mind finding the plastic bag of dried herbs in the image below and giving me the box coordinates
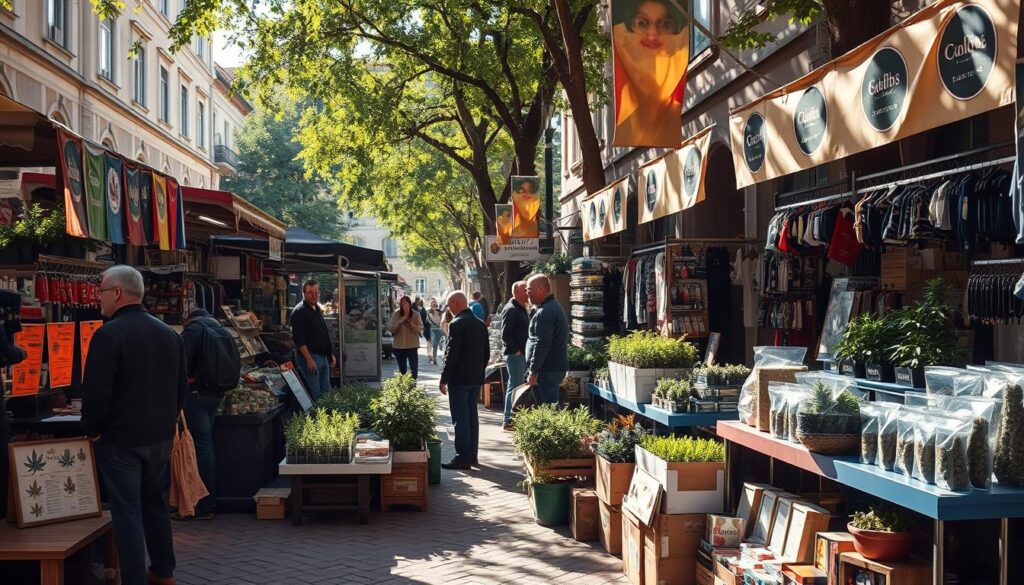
[794,371,866,399]
[912,414,942,484]
[877,405,900,472]
[935,417,973,491]
[924,366,963,396]
[904,394,999,489]
[860,402,885,466]
[895,410,924,477]
[768,383,790,440]
[994,383,1024,487]
[738,347,807,428]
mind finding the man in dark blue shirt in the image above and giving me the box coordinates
[291,280,336,400]
[439,291,490,470]
[525,274,568,405]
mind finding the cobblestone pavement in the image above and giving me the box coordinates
[171,348,627,585]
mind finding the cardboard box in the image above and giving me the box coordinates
[881,248,923,291]
[623,507,646,585]
[696,563,715,585]
[600,500,623,556]
[596,456,635,506]
[706,515,745,549]
[813,533,855,585]
[646,513,706,559]
[254,487,291,520]
[782,503,831,563]
[646,554,697,585]
[570,487,599,542]
[781,564,827,585]
[635,446,724,515]
[735,484,769,539]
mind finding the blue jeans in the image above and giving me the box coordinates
[395,347,419,379]
[94,439,176,585]
[296,353,331,401]
[503,354,527,424]
[184,393,220,514]
[429,329,443,359]
[535,370,565,405]
[448,385,480,463]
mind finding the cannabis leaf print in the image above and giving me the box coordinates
[77,448,87,463]
[30,503,43,517]
[58,448,75,468]
[23,450,45,474]
[63,476,76,496]
[26,480,42,500]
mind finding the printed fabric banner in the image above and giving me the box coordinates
[495,204,513,245]
[174,179,186,249]
[610,0,689,148]
[103,153,125,244]
[165,177,182,249]
[139,169,154,244]
[583,175,631,242]
[637,155,668,225]
[10,324,45,396]
[152,174,170,250]
[79,320,102,381]
[82,143,107,241]
[730,0,1017,188]
[122,162,146,246]
[46,322,76,388]
[511,176,541,239]
[56,130,88,238]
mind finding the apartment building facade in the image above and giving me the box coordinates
[346,215,453,304]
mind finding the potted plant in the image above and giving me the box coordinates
[795,383,862,455]
[566,342,607,389]
[847,504,916,561]
[369,374,438,461]
[592,367,610,392]
[318,382,381,425]
[887,279,960,388]
[593,415,645,506]
[512,404,603,480]
[635,435,725,514]
[652,377,691,413]
[607,331,698,403]
[834,313,893,381]
[521,473,571,526]
[284,409,359,464]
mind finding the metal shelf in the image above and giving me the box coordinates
[588,384,737,429]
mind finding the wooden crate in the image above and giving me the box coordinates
[381,462,428,512]
[838,552,930,585]
[570,488,599,542]
[254,487,291,520]
[525,456,595,480]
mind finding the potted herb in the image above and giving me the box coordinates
[512,404,602,480]
[592,367,610,391]
[635,435,725,514]
[847,504,916,561]
[593,415,645,505]
[317,382,381,424]
[284,409,360,464]
[369,374,438,461]
[887,279,960,388]
[652,377,691,413]
[567,342,608,388]
[795,383,862,454]
[607,331,698,403]
[834,313,893,381]
[520,473,571,526]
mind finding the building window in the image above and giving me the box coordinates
[180,85,189,137]
[196,36,206,61]
[159,0,170,18]
[197,101,206,148]
[99,18,115,81]
[212,111,219,145]
[690,0,712,57]
[159,67,169,122]
[382,238,398,258]
[132,45,146,105]
[351,236,365,247]
[415,279,426,294]
[46,0,67,48]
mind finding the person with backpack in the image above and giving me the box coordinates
[177,308,241,520]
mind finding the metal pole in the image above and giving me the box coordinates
[545,125,555,244]
[337,258,345,385]
[1000,518,1009,585]
[933,520,944,585]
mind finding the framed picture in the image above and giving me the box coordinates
[9,437,102,528]
[622,468,663,526]
[705,332,721,366]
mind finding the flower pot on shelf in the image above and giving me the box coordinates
[847,523,913,562]
[839,360,866,378]
[894,367,925,388]
[530,481,571,526]
[607,361,688,404]
[864,363,895,383]
[595,456,634,506]
[634,445,724,514]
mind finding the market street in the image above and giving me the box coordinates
[169,348,627,585]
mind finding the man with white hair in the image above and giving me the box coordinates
[439,290,489,470]
[82,265,187,585]
[525,274,569,405]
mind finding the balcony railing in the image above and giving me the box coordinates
[214,144,239,171]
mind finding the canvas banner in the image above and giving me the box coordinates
[511,176,541,239]
[610,0,689,148]
[152,174,170,250]
[495,204,514,245]
[122,161,146,246]
[730,0,1017,188]
[582,175,631,242]
[638,125,714,224]
[82,142,107,241]
[173,178,186,249]
[56,130,88,238]
[139,169,154,244]
[103,152,125,244]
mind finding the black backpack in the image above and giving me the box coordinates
[198,320,242,392]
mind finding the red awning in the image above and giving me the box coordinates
[181,186,286,240]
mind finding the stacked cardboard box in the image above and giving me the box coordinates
[596,455,634,556]
[622,507,708,585]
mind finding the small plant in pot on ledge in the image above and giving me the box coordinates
[887,278,961,388]
[833,313,893,381]
[795,383,862,455]
[593,415,646,506]
[370,374,438,460]
[607,331,698,404]
[848,504,917,561]
[635,435,725,514]
[284,409,360,464]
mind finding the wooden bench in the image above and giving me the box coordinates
[279,456,393,525]
[0,511,117,585]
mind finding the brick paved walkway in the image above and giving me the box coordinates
[171,349,627,585]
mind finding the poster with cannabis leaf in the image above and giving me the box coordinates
[9,437,101,528]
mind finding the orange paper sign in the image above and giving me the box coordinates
[11,324,45,396]
[79,320,103,380]
[46,322,76,388]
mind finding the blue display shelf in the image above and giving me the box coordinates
[588,383,737,428]
[853,378,925,395]
[718,421,1024,521]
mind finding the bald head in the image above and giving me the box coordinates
[526,274,551,306]
[446,290,468,316]
[512,281,528,306]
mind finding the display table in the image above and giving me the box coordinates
[213,403,287,512]
[717,420,1024,585]
[0,512,117,585]
[278,455,393,525]
[588,383,737,430]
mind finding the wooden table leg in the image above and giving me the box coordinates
[40,559,63,585]
[291,475,304,526]
[106,529,119,574]
[357,475,370,525]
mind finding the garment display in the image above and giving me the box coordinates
[967,264,1024,324]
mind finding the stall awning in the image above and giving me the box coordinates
[582,176,630,242]
[729,0,1017,188]
[213,227,389,273]
[181,186,286,241]
[637,125,714,225]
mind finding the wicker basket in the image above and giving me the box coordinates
[796,431,860,455]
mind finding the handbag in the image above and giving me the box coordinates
[169,412,209,518]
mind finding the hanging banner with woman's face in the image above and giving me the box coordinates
[611,0,689,148]
[511,176,541,239]
[495,204,513,245]
[486,177,545,261]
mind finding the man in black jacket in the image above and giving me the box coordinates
[82,265,187,585]
[500,281,529,430]
[291,280,336,400]
[439,291,489,470]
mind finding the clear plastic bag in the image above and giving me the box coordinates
[768,383,790,440]
[936,417,973,491]
[738,346,808,428]
[953,371,985,397]
[994,383,1024,487]
[878,406,900,471]
[903,394,998,489]
[860,402,884,466]
[925,366,963,396]
[912,415,940,484]
[895,411,923,477]
[794,383,863,437]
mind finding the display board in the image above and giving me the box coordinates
[281,366,314,412]
[343,276,381,380]
[9,437,102,528]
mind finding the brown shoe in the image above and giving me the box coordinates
[147,570,176,585]
[502,423,514,432]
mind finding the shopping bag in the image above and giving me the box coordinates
[169,412,209,518]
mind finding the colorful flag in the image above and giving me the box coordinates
[103,152,125,244]
[174,180,186,249]
[610,0,689,148]
[82,142,107,241]
[56,130,88,237]
[166,176,181,249]
[152,174,170,250]
[122,161,146,245]
[511,176,541,239]
[139,169,154,244]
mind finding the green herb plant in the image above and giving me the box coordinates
[833,313,893,364]
[607,331,698,369]
[639,435,725,463]
[653,377,691,402]
[284,408,360,457]
[691,364,751,386]
[369,374,438,450]
[594,415,647,463]
[318,382,382,424]
[567,342,609,372]
[512,404,603,467]
[850,504,915,533]
[592,367,610,382]
[886,279,961,369]
[802,382,861,416]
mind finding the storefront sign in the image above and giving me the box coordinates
[46,322,75,388]
[484,235,546,261]
[729,0,1016,188]
[638,125,714,224]
[57,130,88,238]
[582,175,631,242]
[11,324,45,396]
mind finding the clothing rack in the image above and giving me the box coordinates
[774,179,852,211]
[775,190,855,211]
[631,237,759,256]
[972,258,1024,267]
[856,141,1014,185]
[856,155,1015,194]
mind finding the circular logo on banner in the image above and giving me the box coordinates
[793,86,828,155]
[613,187,623,225]
[743,113,766,173]
[598,198,607,226]
[682,146,702,201]
[938,4,996,101]
[645,170,658,212]
[156,185,167,217]
[127,181,141,222]
[589,201,597,230]
[106,168,121,214]
[861,47,908,132]
[64,144,84,203]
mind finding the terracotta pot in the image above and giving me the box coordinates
[847,523,913,561]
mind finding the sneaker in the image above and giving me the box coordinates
[502,423,514,431]
[171,511,214,521]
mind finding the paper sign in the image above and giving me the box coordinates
[79,321,103,380]
[622,467,663,526]
[11,324,46,396]
[46,322,76,388]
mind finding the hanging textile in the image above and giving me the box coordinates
[103,152,125,244]
[173,178,187,249]
[139,168,154,244]
[166,176,182,249]
[123,161,146,246]
[152,174,170,250]
[56,129,89,238]
[82,142,108,241]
